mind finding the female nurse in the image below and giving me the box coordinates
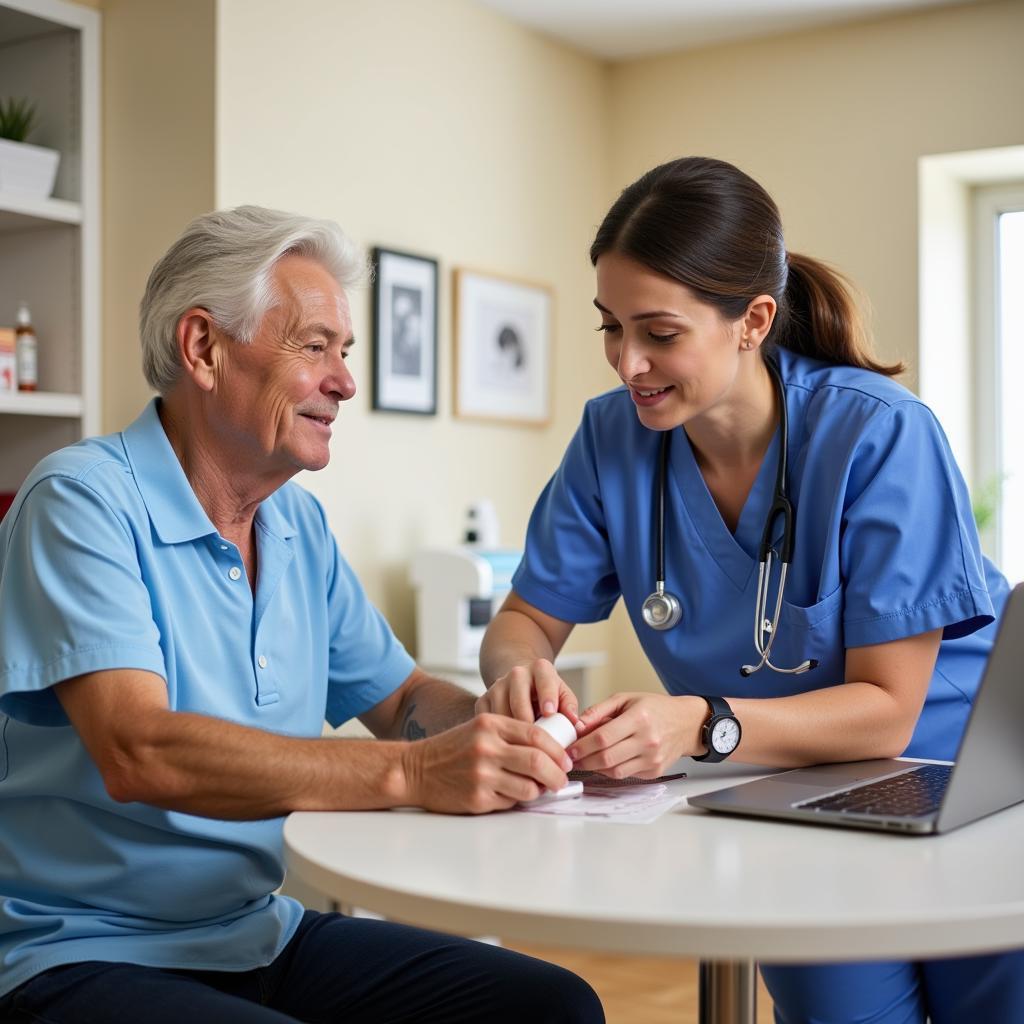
[477,156,1022,1024]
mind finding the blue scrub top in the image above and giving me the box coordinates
[0,400,415,998]
[513,347,1009,762]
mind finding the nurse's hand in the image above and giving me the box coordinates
[475,658,584,729]
[404,712,574,814]
[569,692,705,779]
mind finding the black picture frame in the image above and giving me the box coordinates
[371,247,439,415]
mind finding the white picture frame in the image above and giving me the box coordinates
[454,268,552,425]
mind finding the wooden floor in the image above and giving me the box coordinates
[508,944,775,1024]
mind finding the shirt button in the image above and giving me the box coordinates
[258,655,268,669]
[228,566,242,581]
[220,544,229,551]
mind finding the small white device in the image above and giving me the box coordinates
[521,713,583,805]
[464,498,501,548]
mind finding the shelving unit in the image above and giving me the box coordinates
[0,0,99,494]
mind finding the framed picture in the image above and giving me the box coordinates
[371,248,439,415]
[454,268,552,425]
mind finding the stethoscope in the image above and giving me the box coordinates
[641,357,818,677]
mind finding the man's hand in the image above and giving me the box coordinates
[400,712,574,814]
[475,658,583,729]
[569,692,706,779]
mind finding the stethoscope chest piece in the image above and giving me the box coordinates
[642,585,682,630]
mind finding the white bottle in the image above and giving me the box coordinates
[520,713,584,805]
[15,302,37,392]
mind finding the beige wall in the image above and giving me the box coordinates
[83,0,1024,699]
[606,0,1024,692]
[215,0,615,669]
[100,0,216,432]
[610,0,1024,381]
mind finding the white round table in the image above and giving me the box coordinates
[284,761,1024,1022]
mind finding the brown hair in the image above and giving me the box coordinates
[589,156,903,377]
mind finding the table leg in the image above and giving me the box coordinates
[699,960,756,1024]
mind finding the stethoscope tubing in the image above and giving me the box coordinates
[642,355,816,676]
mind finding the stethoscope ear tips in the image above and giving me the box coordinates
[642,590,682,631]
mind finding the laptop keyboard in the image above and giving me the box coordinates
[796,764,953,818]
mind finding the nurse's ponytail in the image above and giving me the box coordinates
[780,251,902,376]
[591,156,904,378]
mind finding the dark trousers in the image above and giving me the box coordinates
[0,910,604,1023]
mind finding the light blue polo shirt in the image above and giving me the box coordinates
[0,399,415,997]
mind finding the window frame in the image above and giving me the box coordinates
[971,182,1024,573]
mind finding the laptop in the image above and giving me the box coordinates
[689,582,1024,835]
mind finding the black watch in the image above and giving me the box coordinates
[692,695,741,763]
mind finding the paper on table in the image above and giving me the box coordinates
[515,779,685,825]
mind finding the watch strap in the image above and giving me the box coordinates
[701,695,732,719]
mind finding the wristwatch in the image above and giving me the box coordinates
[692,695,741,763]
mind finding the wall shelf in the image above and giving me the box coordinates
[0,192,82,232]
[0,390,83,417]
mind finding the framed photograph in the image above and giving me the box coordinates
[371,248,439,415]
[454,269,552,425]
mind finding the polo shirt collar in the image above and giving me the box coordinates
[256,491,298,542]
[122,400,217,544]
[121,399,297,545]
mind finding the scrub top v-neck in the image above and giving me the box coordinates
[668,422,783,591]
[511,347,1008,761]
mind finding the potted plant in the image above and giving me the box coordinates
[0,97,61,200]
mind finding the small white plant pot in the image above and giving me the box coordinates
[0,138,61,199]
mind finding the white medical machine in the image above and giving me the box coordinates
[409,501,606,700]
[409,546,522,673]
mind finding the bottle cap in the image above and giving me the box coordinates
[16,303,31,326]
[521,780,583,806]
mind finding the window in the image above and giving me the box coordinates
[973,184,1024,583]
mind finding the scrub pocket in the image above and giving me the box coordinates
[770,587,844,685]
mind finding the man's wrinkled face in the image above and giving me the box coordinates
[211,254,356,477]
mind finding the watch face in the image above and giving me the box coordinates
[711,717,740,754]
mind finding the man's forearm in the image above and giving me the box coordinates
[107,708,414,820]
[387,675,478,740]
[115,676,478,818]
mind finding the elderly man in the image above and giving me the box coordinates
[0,208,603,1023]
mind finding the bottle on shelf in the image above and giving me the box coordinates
[0,327,15,392]
[15,302,37,392]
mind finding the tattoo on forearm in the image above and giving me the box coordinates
[401,702,428,741]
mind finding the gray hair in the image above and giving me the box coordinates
[139,205,367,394]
